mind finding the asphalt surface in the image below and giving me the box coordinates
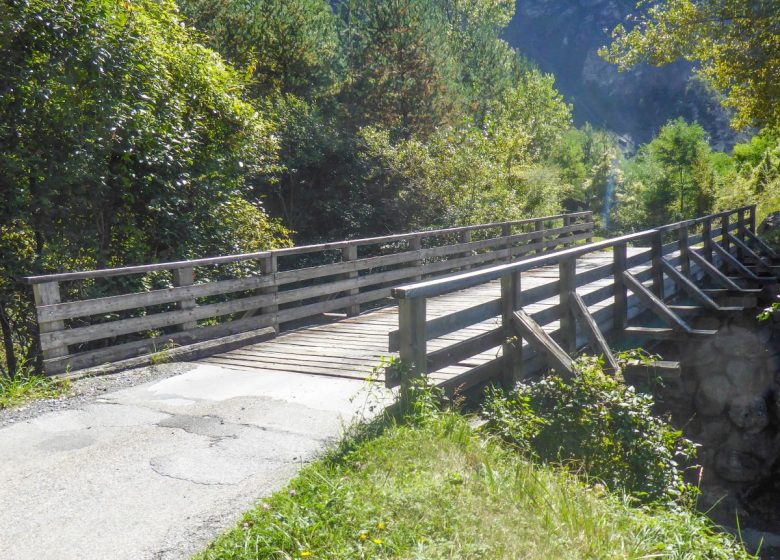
[0,363,385,559]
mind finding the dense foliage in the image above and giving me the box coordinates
[483,358,697,504]
[0,0,289,375]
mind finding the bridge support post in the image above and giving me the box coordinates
[535,219,544,255]
[749,204,757,233]
[32,281,69,367]
[721,213,730,253]
[679,225,690,277]
[585,212,594,243]
[397,297,427,391]
[341,245,360,317]
[260,254,278,332]
[559,257,577,354]
[501,271,523,387]
[172,267,197,331]
[460,230,471,270]
[502,223,512,262]
[737,209,747,260]
[613,243,628,332]
[651,230,664,299]
[702,218,713,262]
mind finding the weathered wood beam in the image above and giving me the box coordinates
[660,259,742,314]
[571,292,620,373]
[744,229,779,260]
[511,309,574,379]
[713,243,776,284]
[688,249,744,291]
[621,271,692,332]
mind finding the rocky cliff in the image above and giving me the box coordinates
[504,0,744,150]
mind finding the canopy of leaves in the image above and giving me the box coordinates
[0,0,289,375]
[600,0,780,130]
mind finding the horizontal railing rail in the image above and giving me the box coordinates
[24,211,594,374]
[387,205,760,393]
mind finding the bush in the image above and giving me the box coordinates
[482,357,697,504]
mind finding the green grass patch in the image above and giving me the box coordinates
[0,372,69,409]
[197,401,753,559]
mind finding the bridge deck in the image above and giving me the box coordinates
[200,249,645,385]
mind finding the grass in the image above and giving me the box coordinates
[196,403,754,560]
[0,372,69,409]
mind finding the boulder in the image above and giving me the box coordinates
[728,395,770,432]
[714,448,763,482]
[695,374,734,416]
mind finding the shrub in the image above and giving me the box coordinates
[482,357,697,504]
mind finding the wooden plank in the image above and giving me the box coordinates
[42,316,277,374]
[501,271,522,386]
[571,292,620,372]
[511,309,574,378]
[613,243,628,332]
[623,326,716,340]
[393,297,427,388]
[388,299,501,351]
[439,357,505,396]
[33,281,69,363]
[713,243,776,283]
[622,271,691,332]
[745,229,779,259]
[651,231,664,298]
[660,259,721,310]
[426,328,503,373]
[688,249,744,290]
[727,234,776,275]
[172,267,198,331]
[558,258,577,353]
[341,245,360,317]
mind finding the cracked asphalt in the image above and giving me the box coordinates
[0,363,387,559]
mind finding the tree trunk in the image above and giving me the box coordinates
[0,305,18,379]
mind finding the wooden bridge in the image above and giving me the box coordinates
[23,205,778,393]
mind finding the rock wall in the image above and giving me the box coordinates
[650,312,780,528]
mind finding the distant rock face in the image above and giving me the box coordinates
[503,0,744,150]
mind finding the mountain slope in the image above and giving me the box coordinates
[504,0,742,149]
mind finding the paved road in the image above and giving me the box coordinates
[0,364,383,559]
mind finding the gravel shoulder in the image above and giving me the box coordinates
[0,362,196,428]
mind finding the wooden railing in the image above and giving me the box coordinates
[23,212,594,374]
[388,205,764,394]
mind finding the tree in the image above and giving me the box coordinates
[337,0,462,138]
[612,118,716,229]
[600,0,780,130]
[0,0,289,375]
[177,0,340,99]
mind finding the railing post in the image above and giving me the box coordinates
[409,236,423,280]
[398,296,426,391]
[535,219,545,255]
[460,229,472,270]
[702,218,713,262]
[341,244,360,317]
[559,257,577,354]
[501,270,522,387]
[585,212,594,243]
[260,254,279,332]
[678,225,690,277]
[172,267,197,331]
[749,204,757,233]
[562,215,572,249]
[736,209,746,260]
[32,281,69,368]
[613,243,628,332]
[651,230,664,299]
[721,213,730,252]
[502,223,512,262]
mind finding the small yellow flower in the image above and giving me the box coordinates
[359,532,368,541]
[372,538,383,545]
[376,522,385,530]
[300,552,312,558]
